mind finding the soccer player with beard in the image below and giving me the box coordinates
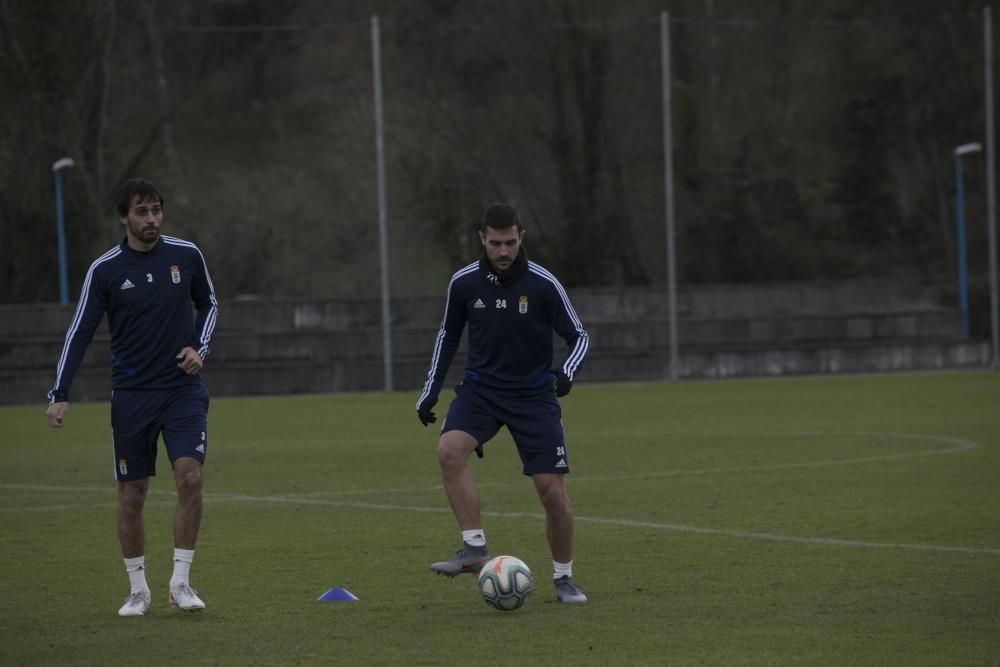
[46,178,218,616]
[416,202,590,604]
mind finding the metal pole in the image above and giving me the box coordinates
[372,15,394,390]
[660,11,679,382]
[985,6,1000,369]
[955,155,970,337]
[51,157,75,306]
[54,170,68,305]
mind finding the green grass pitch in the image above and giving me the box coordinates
[1,371,998,665]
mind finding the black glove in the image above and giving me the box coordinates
[553,369,572,397]
[417,396,438,426]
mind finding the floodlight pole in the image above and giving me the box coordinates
[954,143,982,337]
[372,15,394,391]
[985,6,1000,369]
[660,11,679,382]
[52,157,75,306]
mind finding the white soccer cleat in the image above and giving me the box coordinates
[118,590,151,617]
[554,576,588,604]
[168,583,205,612]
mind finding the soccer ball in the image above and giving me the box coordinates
[477,555,533,611]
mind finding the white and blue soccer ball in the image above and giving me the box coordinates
[477,555,533,611]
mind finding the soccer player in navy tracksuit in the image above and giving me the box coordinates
[46,178,218,617]
[416,203,591,604]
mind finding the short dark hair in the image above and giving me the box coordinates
[114,178,164,217]
[481,202,522,232]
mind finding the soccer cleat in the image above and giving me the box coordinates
[168,582,206,612]
[554,576,588,604]
[429,542,490,576]
[118,590,151,617]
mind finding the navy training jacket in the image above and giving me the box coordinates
[417,252,589,405]
[48,235,218,403]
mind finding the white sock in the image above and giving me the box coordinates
[553,560,573,580]
[170,548,195,587]
[462,529,486,547]
[124,556,149,594]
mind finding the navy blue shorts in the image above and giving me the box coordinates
[110,383,209,481]
[441,381,569,475]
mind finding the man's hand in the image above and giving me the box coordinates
[176,347,204,375]
[46,401,68,428]
[417,396,438,426]
[553,369,572,398]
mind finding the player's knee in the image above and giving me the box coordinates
[437,435,474,470]
[546,495,571,517]
[174,462,203,495]
[118,482,147,512]
[537,483,571,516]
[437,441,462,469]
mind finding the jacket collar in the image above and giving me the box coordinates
[480,248,528,287]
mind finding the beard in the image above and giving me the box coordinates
[131,222,160,243]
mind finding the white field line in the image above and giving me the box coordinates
[2,431,997,555]
[186,430,989,498]
[1,431,978,501]
[568,430,981,483]
[200,492,1000,555]
[0,500,176,513]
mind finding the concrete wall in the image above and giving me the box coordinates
[2,279,990,405]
